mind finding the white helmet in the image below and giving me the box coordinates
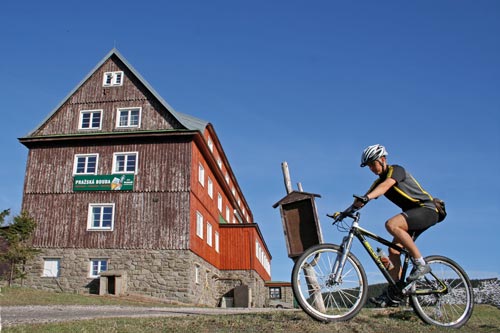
[360,144,388,167]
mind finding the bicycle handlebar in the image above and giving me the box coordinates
[327,194,364,222]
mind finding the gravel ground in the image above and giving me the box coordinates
[0,305,282,327]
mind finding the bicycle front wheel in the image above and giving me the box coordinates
[410,255,474,328]
[291,243,368,322]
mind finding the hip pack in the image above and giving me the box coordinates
[433,198,447,222]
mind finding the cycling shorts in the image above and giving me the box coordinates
[402,206,439,238]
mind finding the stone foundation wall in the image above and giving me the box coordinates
[20,248,267,307]
[282,285,294,305]
[218,270,267,307]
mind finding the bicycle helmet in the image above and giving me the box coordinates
[360,144,388,167]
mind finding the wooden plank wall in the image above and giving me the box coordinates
[24,139,191,194]
[219,224,271,281]
[24,191,190,249]
[31,55,182,137]
[23,139,193,250]
[189,142,227,266]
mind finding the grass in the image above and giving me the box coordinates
[1,287,499,332]
[0,286,173,307]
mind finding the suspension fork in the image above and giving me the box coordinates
[331,227,356,284]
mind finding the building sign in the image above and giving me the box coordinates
[73,174,134,191]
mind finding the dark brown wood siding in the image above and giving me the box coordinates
[24,138,191,194]
[23,191,190,249]
[31,55,183,137]
[22,137,193,250]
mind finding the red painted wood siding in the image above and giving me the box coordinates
[219,224,271,281]
[188,136,271,281]
[189,142,225,266]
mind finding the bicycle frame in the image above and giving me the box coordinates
[331,212,448,296]
[356,225,411,285]
[332,212,411,288]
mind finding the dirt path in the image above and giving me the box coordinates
[0,305,281,327]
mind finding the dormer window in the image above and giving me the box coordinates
[103,71,123,87]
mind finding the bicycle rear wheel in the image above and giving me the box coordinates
[291,243,368,322]
[409,255,474,328]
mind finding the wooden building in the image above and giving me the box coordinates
[18,49,271,307]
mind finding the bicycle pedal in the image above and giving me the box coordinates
[401,281,416,295]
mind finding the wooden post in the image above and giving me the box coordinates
[281,161,293,194]
[280,162,325,313]
[304,264,326,313]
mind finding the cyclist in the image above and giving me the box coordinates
[353,144,439,307]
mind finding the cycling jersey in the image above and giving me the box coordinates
[368,165,436,212]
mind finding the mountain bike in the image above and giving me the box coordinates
[291,196,474,328]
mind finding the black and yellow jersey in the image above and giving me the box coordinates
[369,165,435,212]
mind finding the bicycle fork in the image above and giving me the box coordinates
[330,231,356,284]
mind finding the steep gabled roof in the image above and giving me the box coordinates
[24,48,208,137]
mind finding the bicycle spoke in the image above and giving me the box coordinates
[292,244,367,322]
[410,256,473,328]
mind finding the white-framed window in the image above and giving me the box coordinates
[207,178,213,198]
[196,211,203,239]
[195,264,200,284]
[198,163,205,186]
[113,152,138,174]
[73,154,98,175]
[207,137,214,152]
[116,107,141,128]
[225,173,230,184]
[217,194,222,212]
[89,259,108,278]
[269,287,282,299]
[255,240,271,276]
[226,206,230,222]
[206,222,213,247]
[42,258,60,277]
[234,209,243,224]
[103,71,123,87]
[79,110,102,130]
[87,203,115,230]
[215,231,220,253]
[217,158,222,169]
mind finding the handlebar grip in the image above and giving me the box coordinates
[353,194,369,204]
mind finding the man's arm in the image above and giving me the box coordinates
[367,177,396,200]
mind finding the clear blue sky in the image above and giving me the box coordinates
[1,1,499,283]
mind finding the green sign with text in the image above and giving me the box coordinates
[73,174,134,191]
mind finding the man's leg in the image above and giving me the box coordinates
[386,213,431,281]
[369,215,409,308]
[385,214,422,259]
[387,239,402,282]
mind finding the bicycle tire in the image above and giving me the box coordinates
[291,243,368,322]
[409,255,474,328]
